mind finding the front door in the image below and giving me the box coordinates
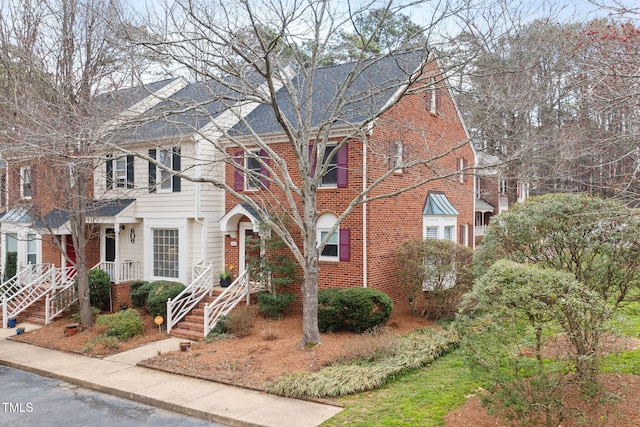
[105,228,116,262]
[65,235,76,265]
[239,223,260,276]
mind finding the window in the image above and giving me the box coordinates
[26,234,37,265]
[389,141,406,173]
[425,76,442,114]
[0,170,5,207]
[321,146,338,187]
[6,233,17,253]
[316,144,348,188]
[457,158,465,183]
[158,149,173,191]
[474,176,481,199]
[153,229,179,278]
[148,148,181,193]
[499,179,507,194]
[444,226,454,241]
[245,150,261,190]
[21,166,32,199]
[459,224,469,246]
[106,155,134,189]
[317,213,350,261]
[425,227,438,239]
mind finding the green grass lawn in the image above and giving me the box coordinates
[322,348,483,427]
[324,303,640,426]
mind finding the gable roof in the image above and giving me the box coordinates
[423,192,459,216]
[228,50,428,136]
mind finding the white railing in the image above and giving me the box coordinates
[45,267,78,324]
[475,225,488,236]
[94,260,142,284]
[166,263,214,334]
[2,264,54,327]
[204,270,264,336]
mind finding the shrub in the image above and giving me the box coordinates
[318,287,393,333]
[146,281,185,318]
[87,268,111,311]
[95,309,145,340]
[257,292,295,319]
[129,280,151,308]
[225,306,257,338]
[4,251,16,281]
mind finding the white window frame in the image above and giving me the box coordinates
[460,224,469,247]
[427,76,437,114]
[457,158,465,183]
[423,215,457,241]
[145,219,187,283]
[394,141,404,174]
[320,145,338,188]
[444,225,454,241]
[152,228,179,278]
[245,149,261,191]
[474,176,481,199]
[317,213,339,261]
[20,166,32,199]
[114,156,127,188]
[26,234,37,265]
[157,148,173,192]
[499,178,507,194]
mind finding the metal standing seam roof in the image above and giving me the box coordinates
[0,206,34,223]
[423,192,459,216]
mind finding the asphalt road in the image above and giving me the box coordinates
[0,365,224,426]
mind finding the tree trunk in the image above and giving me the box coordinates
[300,254,321,346]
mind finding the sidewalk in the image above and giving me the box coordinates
[0,323,342,427]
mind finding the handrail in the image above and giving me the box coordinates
[2,264,54,327]
[203,270,264,336]
[167,263,213,333]
[45,267,78,325]
[93,260,142,284]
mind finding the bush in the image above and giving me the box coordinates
[4,251,16,281]
[146,281,185,318]
[225,306,257,338]
[87,268,111,311]
[257,292,295,319]
[318,287,393,333]
[95,309,144,340]
[129,280,151,308]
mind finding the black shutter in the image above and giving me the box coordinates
[126,155,134,189]
[106,154,113,190]
[148,149,156,193]
[172,147,181,192]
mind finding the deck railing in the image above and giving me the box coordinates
[94,260,142,283]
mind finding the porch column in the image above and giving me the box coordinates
[114,225,120,284]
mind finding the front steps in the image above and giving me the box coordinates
[169,287,256,340]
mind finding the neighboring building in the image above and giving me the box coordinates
[474,151,529,245]
[219,52,475,306]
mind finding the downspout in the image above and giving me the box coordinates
[362,140,368,288]
[194,138,206,265]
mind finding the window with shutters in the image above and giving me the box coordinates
[114,157,127,188]
[107,154,134,189]
[317,213,350,262]
[320,145,338,187]
[425,76,442,115]
[149,147,181,193]
[245,150,261,190]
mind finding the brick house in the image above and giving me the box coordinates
[218,52,475,307]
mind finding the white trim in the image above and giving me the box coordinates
[317,213,339,261]
[239,222,256,275]
[423,215,457,241]
[144,218,188,284]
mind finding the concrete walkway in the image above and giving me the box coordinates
[0,323,342,427]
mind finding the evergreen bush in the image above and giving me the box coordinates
[146,280,185,318]
[129,280,151,308]
[318,287,393,333]
[95,308,144,340]
[87,268,111,311]
[257,292,295,319]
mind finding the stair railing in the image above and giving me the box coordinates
[45,267,78,325]
[1,264,53,327]
[204,270,263,336]
[167,262,214,334]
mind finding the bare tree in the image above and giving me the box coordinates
[134,0,473,346]
[0,0,152,326]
